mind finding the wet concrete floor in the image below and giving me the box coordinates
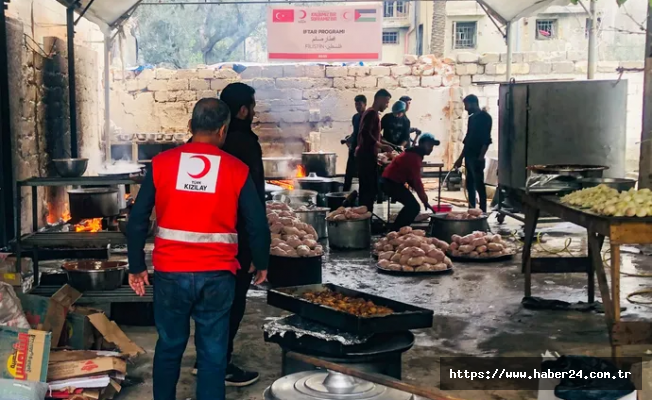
[119,213,652,400]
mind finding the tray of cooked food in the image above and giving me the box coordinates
[267,283,434,334]
[446,231,516,262]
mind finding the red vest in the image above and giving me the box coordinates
[151,142,249,274]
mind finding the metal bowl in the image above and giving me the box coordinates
[62,260,127,291]
[429,213,490,242]
[578,177,637,192]
[52,158,88,177]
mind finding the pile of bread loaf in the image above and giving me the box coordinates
[378,150,399,165]
[267,202,324,258]
[374,226,453,272]
[445,209,484,220]
[327,206,372,222]
[449,231,508,258]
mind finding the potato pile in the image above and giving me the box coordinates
[445,209,484,220]
[449,231,508,258]
[327,206,372,222]
[389,212,431,223]
[562,185,652,217]
[378,151,399,165]
[267,202,324,258]
[374,226,453,272]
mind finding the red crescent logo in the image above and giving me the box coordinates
[299,10,307,19]
[188,155,211,179]
[343,11,350,20]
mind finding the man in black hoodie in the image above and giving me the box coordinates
[192,83,265,387]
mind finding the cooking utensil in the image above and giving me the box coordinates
[297,173,335,194]
[295,207,329,239]
[429,213,490,242]
[268,255,322,288]
[267,284,434,335]
[263,157,301,178]
[68,188,120,219]
[527,164,608,176]
[61,260,127,291]
[376,264,453,276]
[327,219,371,250]
[272,190,318,207]
[52,158,88,177]
[302,152,337,177]
[578,177,636,192]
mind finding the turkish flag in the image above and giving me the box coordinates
[273,9,294,22]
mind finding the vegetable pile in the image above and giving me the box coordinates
[327,206,372,222]
[267,202,324,258]
[378,151,399,165]
[389,212,431,223]
[444,209,484,220]
[449,231,509,258]
[374,226,453,272]
[561,185,652,217]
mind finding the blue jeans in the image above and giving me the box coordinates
[153,270,235,400]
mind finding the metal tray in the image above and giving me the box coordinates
[447,251,516,263]
[376,264,453,276]
[267,283,434,335]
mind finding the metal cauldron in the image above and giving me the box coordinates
[295,208,329,239]
[263,157,301,178]
[429,213,490,242]
[327,219,371,250]
[62,260,128,291]
[302,152,337,177]
[578,177,637,192]
[68,188,120,220]
[52,158,88,177]
[272,190,318,207]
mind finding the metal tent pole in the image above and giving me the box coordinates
[67,5,79,158]
[0,0,14,247]
[104,34,111,162]
[587,0,597,79]
[638,4,652,189]
[505,21,512,80]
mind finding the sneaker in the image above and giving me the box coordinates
[225,364,259,387]
[191,362,198,376]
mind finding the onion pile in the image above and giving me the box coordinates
[327,206,372,222]
[374,226,453,272]
[445,209,484,220]
[449,231,508,258]
[562,185,652,217]
[267,202,323,258]
[378,151,399,166]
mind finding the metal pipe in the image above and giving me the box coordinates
[587,0,597,79]
[505,21,513,80]
[67,6,78,158]
[74,0,97,25]
[0,0,15,247]
[104,34,111,162]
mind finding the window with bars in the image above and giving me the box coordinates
[384,1,394,18]
[382,31,399,44]
[454,21,477,49]
[384,0,408,18]
[536,19,557,40]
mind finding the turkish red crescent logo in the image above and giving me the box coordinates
[81,360,99,372]
[188,155,211,179]
[273,9,294,22]
[299,10,307,19]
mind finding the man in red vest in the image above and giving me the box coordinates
[127,98,270,400]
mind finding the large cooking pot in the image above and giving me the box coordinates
[302,152,337,177]
[263,157,301,178]
[62,260,127,291]
[429,213,490,242]
[272,190,318,207]
[325,192,355,211]
[295,207,329,239]
[327,219,371,250]
[68,188,120,220]
[297,173,334,194]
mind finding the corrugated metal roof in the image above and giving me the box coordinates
[56,0,142,32]
[478,0,572,24]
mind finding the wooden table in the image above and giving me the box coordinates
[519,190,652,359]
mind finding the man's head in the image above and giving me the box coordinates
[391,100,407,118]
[354,94,367,114]
[399,95,412,112]
[463,94,481,114]
[187,98,231,147]
[220,82,256,122]
[373,89,392,112]
[417,132,440,156]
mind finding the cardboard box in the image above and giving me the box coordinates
[47,357,126,381]
[0,254,35,293]
[18,284,82,346]
[87,314,145,357]
[0,327,50,382]
[64,307,104,350]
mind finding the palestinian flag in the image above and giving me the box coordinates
[355,9,377,22]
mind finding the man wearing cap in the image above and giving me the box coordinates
[381,100,410,148]
[381,133,440,229]
[399,95,422,146]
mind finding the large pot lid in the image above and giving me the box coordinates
[266,371,412,400]
[297,173,334,183]
[302,152,337,156]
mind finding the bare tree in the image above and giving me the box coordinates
[430,0,447,57]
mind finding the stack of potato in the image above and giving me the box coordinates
[327,206,372,221]
[374,227,453,272]
[449,231,507,258]
[267,202,323,258]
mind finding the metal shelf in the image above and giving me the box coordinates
[30,285,153,304]
[18,176,137,187]
[21,232,128,248]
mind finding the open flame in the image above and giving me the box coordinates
[268,165,306,191]
[296,165,306,178]
[73,218,103,232]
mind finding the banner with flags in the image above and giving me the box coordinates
[267,5,383,61]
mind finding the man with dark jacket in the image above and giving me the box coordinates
[191,83,264,387]
[343,94,367,191]
[381,133,439,230]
